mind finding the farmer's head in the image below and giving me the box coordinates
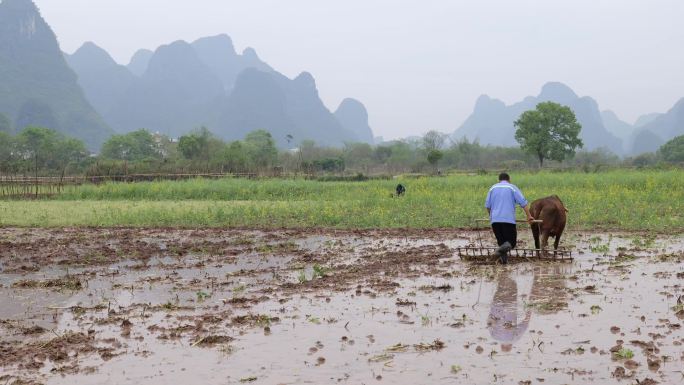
[499,172,510,182]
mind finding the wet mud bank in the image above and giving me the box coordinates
[0,227,682,384]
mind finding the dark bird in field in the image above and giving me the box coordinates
[395,184,406,197]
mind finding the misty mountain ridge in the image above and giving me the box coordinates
[192,34,274,91]
[107,39,225,138]
[455,81,684,156]
[127,49,153,76]
[334,98,375,145]
[64,42,137,126]
[454,82,623,155]
[600,110,632,142]
[5,0,680,154]
[0,0,112,148]
[66,33,374,147]
[0,0,374,148]
[634,113,663,128]
[626,97,684,154]
[600,99,684,155]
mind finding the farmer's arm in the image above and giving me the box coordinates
[522,204,534,223]
[485,191,492,218]
[514,189,534,223]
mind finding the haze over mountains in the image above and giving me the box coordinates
[454,82,623,154]
[0,0,112,148]
[1,0,374,149]
[67,35,372,146]
[2,0,682,155]
[66,33,376,148]
[453,82,684,155]
[597,101,684,155]
[629,99,684,154]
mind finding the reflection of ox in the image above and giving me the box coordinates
[530,195,568,251]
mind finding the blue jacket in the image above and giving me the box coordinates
[485,181,528,224]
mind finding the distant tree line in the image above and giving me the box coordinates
[0,127,89,177]
[1,125,683,178]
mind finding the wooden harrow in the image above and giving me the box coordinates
[458,218,573,264]
[456,246,573,264]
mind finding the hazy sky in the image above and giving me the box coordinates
[34,0,684,140]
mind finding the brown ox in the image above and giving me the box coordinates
[530,195,568,251]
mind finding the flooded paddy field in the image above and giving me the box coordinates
[0,227,682,385]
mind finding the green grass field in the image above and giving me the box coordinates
[0,170,681,230]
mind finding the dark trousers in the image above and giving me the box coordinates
[491,223,517,249]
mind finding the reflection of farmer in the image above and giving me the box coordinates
[485,172,534,264]
[487,271,531,352]
[487,265,570,351]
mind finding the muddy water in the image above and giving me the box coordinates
[0,228,682,385]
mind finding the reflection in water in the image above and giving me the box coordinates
[487,265,570,350]
[487,272,531,350]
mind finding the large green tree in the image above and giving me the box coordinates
[178,127,223,162]
[13,126,87,177]
[658,135,684,163]
[514,102,583,167]
[52,138,88,173]
[178,127,213,159]
[245,130,278,169]
[220,141,249,172]
[16,126,59,176]
[427,149,444,171]
[422,131,446,172]
[100,129,161,161]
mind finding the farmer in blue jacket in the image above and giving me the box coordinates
[485,173,534,264]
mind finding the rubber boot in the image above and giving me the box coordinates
[496,242,512,264]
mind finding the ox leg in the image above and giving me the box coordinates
[532,223,540,250]
[554,226,565,251]
[541,231,550,257]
